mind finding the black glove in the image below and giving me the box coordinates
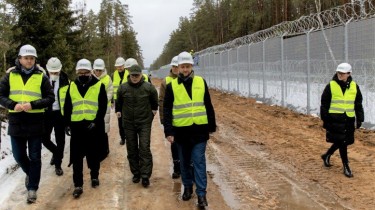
[87,123,96,130]
[356,121,362,129]
[65,126,71,136]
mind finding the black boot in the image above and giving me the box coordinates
[321,153,332,167]
[197,195,208,207]
[182,186,193,201]
[343,163,353,178]
[172,160,181,179]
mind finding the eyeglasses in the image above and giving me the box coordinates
[130,74,141,78]
[337,72,350,75]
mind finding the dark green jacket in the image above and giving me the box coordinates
[115,77,158,126]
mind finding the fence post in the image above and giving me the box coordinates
[344,18,353,62]
[220,52,223,90]
[213,53,216,88]
[237,47,240,93]
[307,28,314,115]
[227,49,230,92]
[262,38,268,101]
[281,33,287,107]
[248,43,252,98]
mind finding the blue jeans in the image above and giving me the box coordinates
[177,140,207,196]
[11,136,42,191]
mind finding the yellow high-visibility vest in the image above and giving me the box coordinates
[165,76,175,85]
[171,76,208,127]
[69,81,101,121]
[100,74,112,106]
[329,80,357,117]
[143,74,150,83]
[113,70,128,100]
[59,84,69,116]
[9,72,44,113]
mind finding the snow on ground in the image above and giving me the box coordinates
[0,122,54,203]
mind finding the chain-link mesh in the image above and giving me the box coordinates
[155,0,375,127]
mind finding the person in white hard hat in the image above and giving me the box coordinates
[93,58,113,160]
[163,51,216,207]
[43,57,70,176]
[63,59,108,198]
[320,62,364,178]
[0,44,55,203]
[158,56,181,179]
[112,57,127,145]
[124,58,151,83]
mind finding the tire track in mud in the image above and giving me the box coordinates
[208,120,353,210]
[207,91,363,210]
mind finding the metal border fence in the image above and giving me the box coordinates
[154,0,375,127]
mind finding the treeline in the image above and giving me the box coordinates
[0,0,142,78]
[150,0,354,70]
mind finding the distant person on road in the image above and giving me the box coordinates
[158,56,181,179]
[93,58,113,160]
[163,51,216,207]
[0,44,54,203]
[64,59,107,198]
[112,57,128,146]
[116,64,158,188]
[320,62,364,178]
[43,57,70,176]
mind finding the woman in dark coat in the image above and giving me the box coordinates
[320,63,364,178]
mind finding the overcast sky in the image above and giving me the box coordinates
[72,0,194,67]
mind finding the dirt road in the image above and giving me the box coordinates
[1,78,375,210]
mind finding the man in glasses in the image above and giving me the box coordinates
[64,59,108,198]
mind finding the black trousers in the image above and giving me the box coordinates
[42,110,66,168]
[71,125,101,187]
[326,142,349,164]
[118,117,125,141]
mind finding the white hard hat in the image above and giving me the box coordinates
[177,51,194,65]
[124,58,138,68]
[93,58,105,70]
[336,63,352,73]
[75,58,92,71]
[170,56,179,66]
[115,57,126,66]
[46,57,62,72]
[18,44,37,57]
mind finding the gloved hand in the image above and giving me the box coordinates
[87,123,96,130]
[356,121,362,129]
[65,126,71,136]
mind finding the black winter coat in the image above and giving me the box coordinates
[163,71,216,144]
[46,70,70,112]
[64,76,108,166]
[0,62,55,137]
[320,74,364,145]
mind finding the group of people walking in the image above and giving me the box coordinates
[0,44,217,208]
[0,43,365,208]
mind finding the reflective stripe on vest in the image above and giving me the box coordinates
[59,84,69,116]
[70,81,101,121]
[113,70,128,100]
[329,80,357,117]
[171,76,208,127]
[9,72,44,113]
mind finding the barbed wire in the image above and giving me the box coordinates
[197,0,375,55]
